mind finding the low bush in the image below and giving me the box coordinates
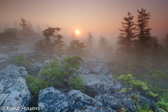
[66,76,85,92]
[26,56,84,95]
[10,54,32,70]
[119,74,158,111]
[26,75,47,95]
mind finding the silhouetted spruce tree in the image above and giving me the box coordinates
[68,40,85,56]
[118,12,136,52]
[135,8,154,50]
[86,32,94,48]
[35,27,64,55]
[99,35,109,50]
[20,18,33,36]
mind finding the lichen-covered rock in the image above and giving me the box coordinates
[78,58,107,75]
[38,88,105,112]
[38,87,69,112]
[95,93,135,111]
[84,81,114,97]
[3,64,28,77]
[0,65,31,112]
[68,90,102,110]
[74,106,116,112]
[81,74,121,97]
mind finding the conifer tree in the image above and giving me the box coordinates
[135,8,152,49]
[20,18,33,36]
[86,32,93,48]
[99,35,109,50]
[118,12,136,51]
[68,40,85,56]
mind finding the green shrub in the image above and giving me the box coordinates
[26,75,47,95]
[10,54,32,70]
[146,91,158,98]
[26,56,84,95]
[38,58,63,86]
[119,74,159,111]
[151,71,167,79]
[66,76,85,92]
[38,56,83,86]
[137,103,151,112]
[134,80,149,90]
[119,74,149,91]
[156,99,168,111]
[119,74,135,85]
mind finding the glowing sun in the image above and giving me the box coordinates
[75,29,81,36]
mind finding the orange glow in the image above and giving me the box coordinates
[75,29,81,36]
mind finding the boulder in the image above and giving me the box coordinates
[80,74,121,97]
[74,106,116,112]
[95,94,135,111]
[38,87,112,112]
[0,64,31,112]
[84,81,115,97]
[38,87,69,112]
[78,58,107,75]
[68,90,102,110]
[4,64,28,77]
[31,60,50,72]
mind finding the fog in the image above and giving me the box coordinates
[0,1,168,111]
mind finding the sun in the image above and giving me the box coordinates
[75,29,81,36]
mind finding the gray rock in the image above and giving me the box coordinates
[0,65,31,112]
[31,60,50,72]
[38,88,104,112]
[78,58,108,75]
[84,81,115,97]
[74,106,116,112]
[68,90,103,110]
[4,64,28,77]
[0,53,10,63]
[95,94,135,111]
[77,74,110,85]
[38,87,69,112]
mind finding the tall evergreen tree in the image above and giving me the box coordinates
[118,12,136,51]
[135,8,152,49]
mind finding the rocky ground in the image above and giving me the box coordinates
[0,53,159,112]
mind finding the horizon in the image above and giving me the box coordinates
[0,0,168,38]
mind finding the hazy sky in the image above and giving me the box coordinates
[0,0,168,38]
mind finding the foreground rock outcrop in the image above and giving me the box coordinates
[38,87,115,112]
[0,56,157,112]
[0,64,31,112]
[36,57,138,112]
